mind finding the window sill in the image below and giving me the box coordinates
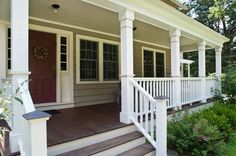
[76,80,120,85]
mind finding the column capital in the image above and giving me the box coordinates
[215,46,222,55]
[198,40,206,47]
[169,29,181,37]
[119,9,134,21]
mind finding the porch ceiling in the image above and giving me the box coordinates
[0,0,197,49]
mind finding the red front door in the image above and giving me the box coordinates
[29,30,56,104]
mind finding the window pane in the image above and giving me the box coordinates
[61,63,67,71]
[61,45,66,54]
[80,40,98,81]
[103,43,119,81]
[144,50,154,77]
[61,54,67,62]
[156,53,165,77]
[60,37,67,45]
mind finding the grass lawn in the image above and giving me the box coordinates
[225,131,236,156]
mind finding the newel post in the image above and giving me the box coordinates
[23,111,51,156]
[155,97,168,156]
[119,9,135,124]
[170,29,181,109]
[198,40,206,103]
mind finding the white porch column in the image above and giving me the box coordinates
[180,52,184,77]
[198,40,206,103]
[170,29,181,109]
[10,0,30,153]
[215,46,222,77]
[119,9,135,124]
[215,46,222,92]
[0,22,7,78]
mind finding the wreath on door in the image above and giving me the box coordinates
[33,46,49,60]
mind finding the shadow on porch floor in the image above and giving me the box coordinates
[46,103,128,147]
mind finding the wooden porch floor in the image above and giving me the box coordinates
[46,103,128,147]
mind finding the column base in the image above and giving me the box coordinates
[120,112,133,124]
[9,132,20,153]
[201,98,207,103]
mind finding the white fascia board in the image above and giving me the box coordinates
[170,0,188,10]
[84,0,229,47]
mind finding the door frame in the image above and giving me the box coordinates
[29,24,74,106]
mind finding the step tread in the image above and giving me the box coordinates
[57,131,143,156]
[117,143,155,156]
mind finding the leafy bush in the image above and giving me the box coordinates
[191,109,232,141]
[222,63,236,103]
[209,102,236,129]
[168,116,225,155]
[168,103,236,155]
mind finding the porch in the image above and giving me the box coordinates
[0,0,229,156]
[46,100,212,156]
[47,103,125,147]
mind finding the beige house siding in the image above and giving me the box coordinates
[74,83,120,107]
[29,19,171,107]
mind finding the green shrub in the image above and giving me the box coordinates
[222,64,236,103]
[210,103,236,128]
[167,103,236,155]
[191,109,232,141]
[168,116,225,156]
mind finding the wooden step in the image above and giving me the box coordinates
[117,143,155,156]
[57,132,145,156]
[48,125,137,156]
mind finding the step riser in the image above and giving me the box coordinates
[48,125,137,156]
[144,151,156,156]
[92,137,146,156]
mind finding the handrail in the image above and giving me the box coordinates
[129,78,168,155]
[129,78,156,103]
[17,78,35,113]
[133,77,174,81]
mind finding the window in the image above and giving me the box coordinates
[77,35,120,83]
[143,50,154,77]
[156,53,165,77]
[7,28,11,70]
[103,43,119,80]
[60,36,68,71]
[143,48,165,77]
[80,39,99,81]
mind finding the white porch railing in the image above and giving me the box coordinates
[129,77,217,155]
[133,78,175,109]
[206,78,216,99]
[180,78,202,105]
[133,77,216,108]
[129,78,167,156]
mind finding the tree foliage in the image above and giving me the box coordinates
[182,0,236,72]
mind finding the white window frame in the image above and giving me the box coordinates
[60,35,69,72]
[76,34,120,84]
[142,46,166,77]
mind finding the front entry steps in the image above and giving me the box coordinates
[48,124,155,156]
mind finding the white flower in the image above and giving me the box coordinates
[0,108,4,114]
